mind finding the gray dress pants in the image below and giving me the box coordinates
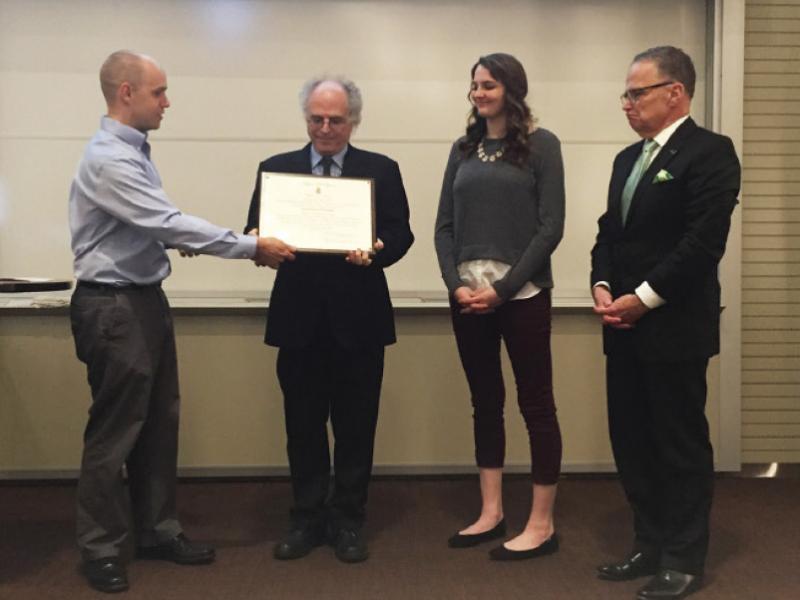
[70,282,182,561]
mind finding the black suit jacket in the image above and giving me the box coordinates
[590,118,741,362]
[245,143,414,349]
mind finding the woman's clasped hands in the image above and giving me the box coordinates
[454,285,503,314]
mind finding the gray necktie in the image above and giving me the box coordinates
[620,139,658,224]
[320,155,334,176]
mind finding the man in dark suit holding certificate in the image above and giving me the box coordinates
[591,47,740,600]
[244,77,413,563]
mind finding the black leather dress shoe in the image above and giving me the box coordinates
[329,527,369,563]
[448,519,507,548]
[273,526,324,560]
[597,551,659,581]
[488,533,559,561]
[82,557,129,593]
[637,569,702,599]
[136,533,216,565]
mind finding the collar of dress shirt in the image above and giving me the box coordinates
[651,114,689,149]
[101,115,149,152]
[310,144,348,173]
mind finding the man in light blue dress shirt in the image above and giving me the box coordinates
[69,50,293,593]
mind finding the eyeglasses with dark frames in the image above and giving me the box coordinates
[620,81,675,105]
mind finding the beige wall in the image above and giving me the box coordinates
[0,0,745,476]
[0,308,720,477]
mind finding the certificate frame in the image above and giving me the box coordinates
[259,172,376,254]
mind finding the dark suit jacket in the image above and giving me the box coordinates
[245,143,414,349]
[590,118,741,362]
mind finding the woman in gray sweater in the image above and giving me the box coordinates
[434,53,565,561]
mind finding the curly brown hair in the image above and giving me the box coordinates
[459,53,534,167]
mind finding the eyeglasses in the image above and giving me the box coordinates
[620,81,674,105]
[307,115,349,128]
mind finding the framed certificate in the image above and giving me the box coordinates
[259,172,375,253]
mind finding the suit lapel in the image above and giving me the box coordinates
[624,117,697,226]
[642,117,696,186]
[340,144,363,177]
[294,143,314,174]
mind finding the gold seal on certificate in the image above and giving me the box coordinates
[259,172,376,253]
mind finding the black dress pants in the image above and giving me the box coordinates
[70,283,182,560]
[606,346,713,575]
[276,340,384,531]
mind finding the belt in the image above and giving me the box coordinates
[77,280,161,291]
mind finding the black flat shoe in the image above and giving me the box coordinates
[137,533,215,565]
[597,551,659,581]
[273,525,324,560]
[82,557,129,593]
[637,569,702,599]
[488,533,559,561]
[448,519,506,548]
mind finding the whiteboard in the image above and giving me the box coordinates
[0,0,709,299]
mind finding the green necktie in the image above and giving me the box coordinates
[620,139,658,224]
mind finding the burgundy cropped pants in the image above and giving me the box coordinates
[450,289,562,484]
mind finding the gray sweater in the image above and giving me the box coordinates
[434,128,566,300]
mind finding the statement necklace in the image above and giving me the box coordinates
[477,140,504,163]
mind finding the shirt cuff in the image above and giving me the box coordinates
[238,234,258,259]
[635,282,666,309]
[593,281,610,291]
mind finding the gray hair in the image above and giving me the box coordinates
[99,50,158,103]
[299,76,363,126]
[633,46,696,98]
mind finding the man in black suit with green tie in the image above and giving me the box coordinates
[244,77,413,564]
[591,46,741,600]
